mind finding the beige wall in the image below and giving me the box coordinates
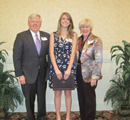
[1,0,129,111]
[1,0,130,51]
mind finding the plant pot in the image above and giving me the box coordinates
[0,108,7,119]
[118,107,130,120]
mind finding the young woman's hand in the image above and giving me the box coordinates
[55,69,62,80]
[64,69,71,80]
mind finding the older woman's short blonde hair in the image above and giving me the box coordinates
[79,19,93,31]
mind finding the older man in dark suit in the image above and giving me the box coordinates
[13,13,50,120]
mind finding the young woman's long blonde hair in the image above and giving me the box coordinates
[57,12,74,38]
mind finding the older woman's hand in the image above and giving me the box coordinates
[91,79,97,87]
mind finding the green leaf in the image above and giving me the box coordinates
[124,73,130,81]
[0,42,6,45]
[116,54,123,65]
[111,49,119,55]
[110,45,124,53]
[111,54,116,60]
[0,49,8,55]
[126,46,130,53]
[0,41,23,112]
[105,39,130,112]
[122,40,129,46]
[0,63,4,73]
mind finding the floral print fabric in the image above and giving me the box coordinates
[77,33,103,82]
[49,32,77,88]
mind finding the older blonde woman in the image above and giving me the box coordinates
[76,19,103,120]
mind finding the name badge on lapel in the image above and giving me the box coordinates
[41,37,48,41]
[87,40,94,45]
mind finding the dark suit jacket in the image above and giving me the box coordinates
[13,30,50,84]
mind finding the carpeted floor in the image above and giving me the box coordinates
[5,111,120,120]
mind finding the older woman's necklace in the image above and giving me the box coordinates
[82,33,91,46]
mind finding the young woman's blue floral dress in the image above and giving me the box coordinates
[49,32,77,88]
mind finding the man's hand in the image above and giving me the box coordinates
[19,75,26,84]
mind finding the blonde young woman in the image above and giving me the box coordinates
[49,12,77,120]
[76,19,103,120]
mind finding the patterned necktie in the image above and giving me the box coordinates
[35,34,41,55]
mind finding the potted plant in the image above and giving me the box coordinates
[0,42,23,119]
[104,40,130,119]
